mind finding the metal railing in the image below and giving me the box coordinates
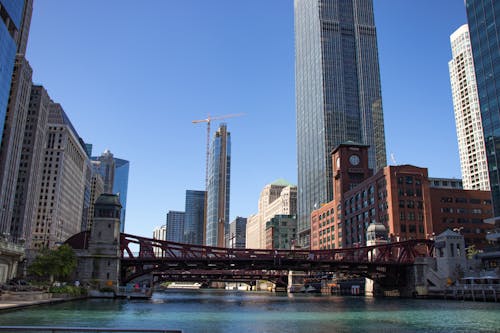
[0,327,181,333]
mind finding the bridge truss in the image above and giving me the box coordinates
[120,233,434,286]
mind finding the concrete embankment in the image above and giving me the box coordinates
[0,291,85,311]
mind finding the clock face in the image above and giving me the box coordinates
[349,154,360,166]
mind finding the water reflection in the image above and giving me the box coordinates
[0,290,498,333]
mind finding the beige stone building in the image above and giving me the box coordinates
[31,103,88,249]
[245,179,297,249]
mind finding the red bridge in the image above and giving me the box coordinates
[119,233,434,287]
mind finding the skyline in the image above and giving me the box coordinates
[25,1,467,238]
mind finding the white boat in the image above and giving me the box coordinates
[167,282,201,289]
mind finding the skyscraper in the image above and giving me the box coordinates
[0,0,28,145]
[166,210,185,243]
[31,103,87,249]
[294,0,386,247]
[449,24,490,191]
[184,190,206,245]
[113,158,129,232]
[0,56,32,239]
[227,216,247,248]
[12,85,50,249]
[206,123,231,247]
[92,150,115,193]
[465,0,500,217]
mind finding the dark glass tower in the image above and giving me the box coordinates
[0,0,27,146]
[465,0,500,216]
[206,123,231,247]
[294,0,386,247]
[113,158,129,233]
[184,190,206,245]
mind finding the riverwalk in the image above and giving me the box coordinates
[0,294,83,311]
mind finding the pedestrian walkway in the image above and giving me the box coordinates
[0,295,82,311]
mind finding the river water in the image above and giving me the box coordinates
[0,290,499,332]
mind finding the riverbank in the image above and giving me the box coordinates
[0,293,85,311]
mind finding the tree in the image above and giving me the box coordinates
[28,244,77,282]
[466,244,479,259]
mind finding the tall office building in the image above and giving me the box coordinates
[206,124,231,247]
[246,180,297,249]
[31,103,87,249]
[83,163,104,231]
[11,85,50,249]
[166,210,185,243]
[465,0,500,217]
[227,217,246,248]
[0,0,27,145]
[294,0,386,247]
[0,56,32,239]
[184,190,206,245]
[449,25,490,191]
[113,158,129,232]
[152,225,167,257]
[92,150,115,193]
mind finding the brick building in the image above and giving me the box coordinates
[311,142,492,250]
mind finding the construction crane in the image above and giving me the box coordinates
[192,113,244,187]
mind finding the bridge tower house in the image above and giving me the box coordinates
[365,222,388,296]
[79,194,122,291]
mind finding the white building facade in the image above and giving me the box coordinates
[449,24,490,191]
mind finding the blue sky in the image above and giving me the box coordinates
[26,1,467,238]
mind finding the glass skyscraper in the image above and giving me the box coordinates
[166,210,185,243]
[206,124,231,247]
[294,0,386,247]
[113,158,129,233]
[0,0,26,146]
[184,190,206,245]
[465,0,500,216]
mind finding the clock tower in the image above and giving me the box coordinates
[332,142,373,202]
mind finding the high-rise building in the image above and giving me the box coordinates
[92,150,115,193]
[294,0,387,248]
[166,210,185,243]
[84,163,104,231]
[265,215,297,250]
[184,190,206,245]
[449,24,490,191]
[113,158,129,232]
[206,124,230,247]
[246,180,297,249]
[0,0,28,146]
[227,216,246,248]
[152,224,167,257]
[465,0,500,218]
[31,103,87,249]
[0,56,32,239]
[12,85,50,249]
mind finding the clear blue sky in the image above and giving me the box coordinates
[26,1,467,238]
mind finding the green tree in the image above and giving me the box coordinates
[466,244,479,259]
[28,244,77,282]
